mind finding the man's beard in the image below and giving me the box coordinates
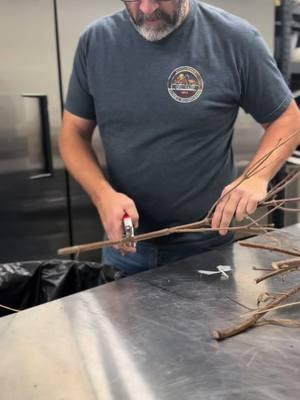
[127,0,188,42]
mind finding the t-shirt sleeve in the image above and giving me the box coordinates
[65,35,96,120]
[239,30,293,124]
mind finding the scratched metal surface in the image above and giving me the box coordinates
[0,225,300,400]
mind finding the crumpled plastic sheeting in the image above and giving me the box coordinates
[0,260,126,317]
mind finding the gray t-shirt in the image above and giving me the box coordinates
[66,0,292,247]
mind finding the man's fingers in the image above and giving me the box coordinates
[212,176,268,235]
[107,220,123,241]
[125,206,139,229]
[120,245,137,255]
[217,192,242,235]
[120,235,137,253]
[211,196,230,229]
[246,198,258,215]
[119,201,138,254]
[235,197,249,222]
[112,239,137,255]
[96,190,139,257]
[218,207,235,235]
[108,216,137,256]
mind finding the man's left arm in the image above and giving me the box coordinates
[211,100,300,235]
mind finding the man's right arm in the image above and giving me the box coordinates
[59,110,139,252]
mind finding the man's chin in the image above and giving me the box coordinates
[135,25,175,42]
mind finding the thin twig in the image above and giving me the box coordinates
[177,225,275,233]
[253,266,274,271]
[0,304,20,313]
[255,259,300,283]
[264,168,300,201]
[245,215,269,236]
[272,258,300,269]
[278,206,300,212]
[244,301,300,317]
[256,266,300,284]
[257,318,300,328]
[225,296,254,311]
[262,197,300,206]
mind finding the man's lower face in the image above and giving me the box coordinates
[126,0,186,42]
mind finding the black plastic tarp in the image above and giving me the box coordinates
[0,260,126,317]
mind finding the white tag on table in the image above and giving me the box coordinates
[197,265,232,280]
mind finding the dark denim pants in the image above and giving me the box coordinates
[102,236,234,276]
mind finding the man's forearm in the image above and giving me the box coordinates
[245,102,300,182]
[59,111,139,251]
[59,123,112,206]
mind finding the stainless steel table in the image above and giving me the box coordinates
[1,225,300,400]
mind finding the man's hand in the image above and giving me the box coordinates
[95,186,139,254]
[211,101,300,236]
[211,176,268,235]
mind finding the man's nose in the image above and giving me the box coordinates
[139,0,160,15]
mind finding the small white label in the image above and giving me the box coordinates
[197,265,232,280]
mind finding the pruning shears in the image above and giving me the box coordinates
[122,213,136,247]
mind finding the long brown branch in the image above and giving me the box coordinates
[239,242,300,257]
[57,199,288,256]
[58,218,210,255]
[57,130,300,256]
[212,284,300,340]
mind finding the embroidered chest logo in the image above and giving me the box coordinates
[167,66,204,103]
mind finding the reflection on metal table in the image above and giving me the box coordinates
[1,225,300,400]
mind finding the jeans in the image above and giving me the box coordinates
[102,235,234,276]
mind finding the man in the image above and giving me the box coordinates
[60,0,300,275]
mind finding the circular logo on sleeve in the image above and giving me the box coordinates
[168,66,204,103]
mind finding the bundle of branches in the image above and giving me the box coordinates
[212,256,300,340]
[57,131,300,257]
